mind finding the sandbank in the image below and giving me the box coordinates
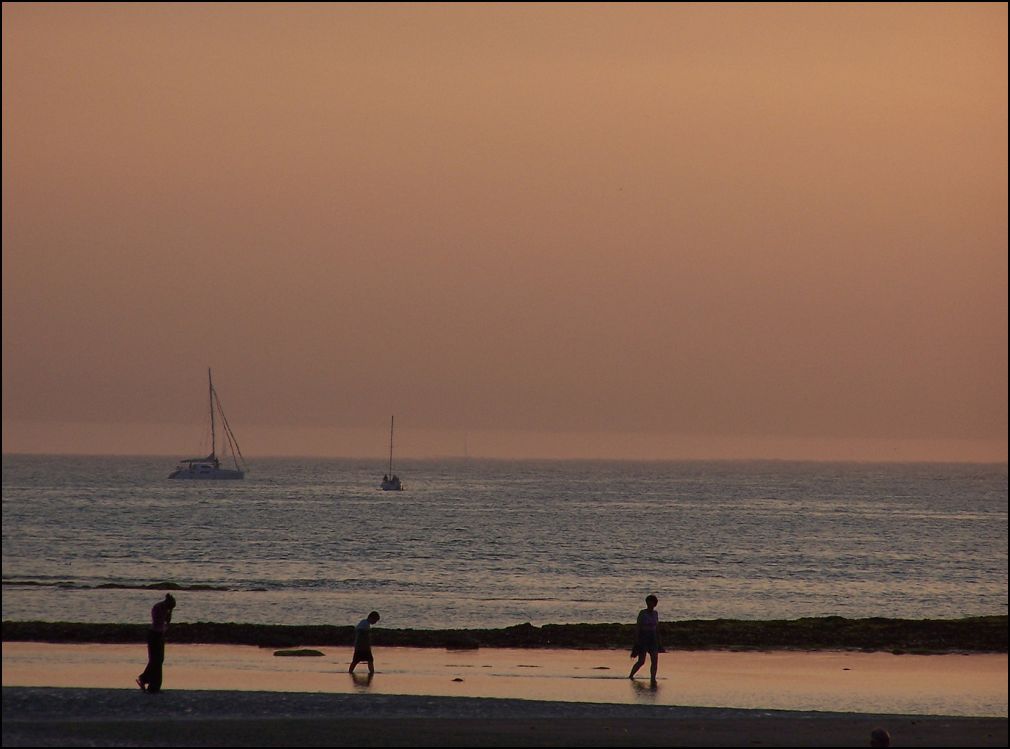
[3,687,1007,747]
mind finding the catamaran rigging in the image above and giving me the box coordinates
[380,415,404,491]
[168,368,246,480]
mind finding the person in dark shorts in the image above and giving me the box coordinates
[629,594,660,683]
[136,593,176,693]
[349,611,381,674]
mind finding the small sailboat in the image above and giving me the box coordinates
[168,368,246,480]
[380,415,404,491]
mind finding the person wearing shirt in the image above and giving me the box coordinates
[349,610,381,674]
[136,593,176,693]
[629,594,660,683]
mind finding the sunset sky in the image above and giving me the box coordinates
[3,3,1007,461]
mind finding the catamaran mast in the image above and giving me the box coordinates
[208,367,216,459]
[388,415,395,475]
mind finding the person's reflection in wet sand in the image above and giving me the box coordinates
[630,677,660,701]
[350,672,374,689]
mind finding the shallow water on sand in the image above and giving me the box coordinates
[2,643,1006,717]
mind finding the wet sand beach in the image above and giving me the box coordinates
[3,643,1006,746]
[4,643,1007,715]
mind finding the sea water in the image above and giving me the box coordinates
[2,455,1006,629]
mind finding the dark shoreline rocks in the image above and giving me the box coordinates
[2,615,1005,653]
[272,649,324,657]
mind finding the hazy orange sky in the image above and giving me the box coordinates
[3,3,1007,461]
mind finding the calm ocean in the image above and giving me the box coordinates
[2,455,1006,630]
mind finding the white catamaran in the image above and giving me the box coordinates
[168,368,247,480]
[380,415,404,491]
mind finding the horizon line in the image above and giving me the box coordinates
[3,450,1007,467]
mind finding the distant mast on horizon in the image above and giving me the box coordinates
[380,415,403,491]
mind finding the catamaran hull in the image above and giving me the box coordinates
[168,468,244,480]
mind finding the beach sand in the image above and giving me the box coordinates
[3,644,1007,746]
[4,687,1007,747]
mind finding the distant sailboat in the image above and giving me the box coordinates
[168,368,246,480]
[380,415,404,491]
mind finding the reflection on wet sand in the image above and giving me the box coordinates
[630,678,660,701]
[350,672,373,690]
[2,643,1006,717]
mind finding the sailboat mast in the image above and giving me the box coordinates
[388,415,394,475]
[208,368,216,458]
